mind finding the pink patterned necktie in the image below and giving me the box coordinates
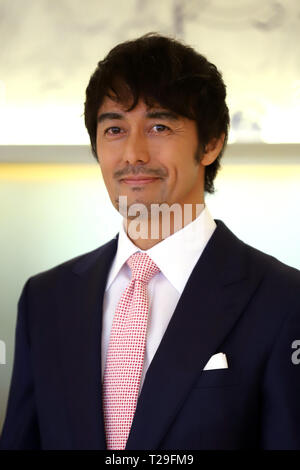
[102,251,160,450]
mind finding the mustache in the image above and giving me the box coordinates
[114,165,168,179]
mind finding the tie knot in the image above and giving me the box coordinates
[127,252,160,284]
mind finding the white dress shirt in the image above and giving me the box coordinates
[101,204,217,391]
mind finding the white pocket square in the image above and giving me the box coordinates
[203,352,228,370]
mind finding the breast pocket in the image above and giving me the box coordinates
[193,368,241,388]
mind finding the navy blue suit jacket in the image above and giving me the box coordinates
[1,219,300,449]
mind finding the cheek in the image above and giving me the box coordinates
[97,139,122,168]
[172,155,200,192]
[97,155,113,189]
[97,145,114,174]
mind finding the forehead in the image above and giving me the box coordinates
[97,95,170,115]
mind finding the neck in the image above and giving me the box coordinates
[124,202,205,250]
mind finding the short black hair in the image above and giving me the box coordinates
[84,32,230,194]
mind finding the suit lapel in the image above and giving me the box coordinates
[126,220,266,449]
[56,237,118,449]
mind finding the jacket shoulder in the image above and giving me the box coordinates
[215,219,300,288]
[26,236,118,288]
[244,240,300,284]
[237,239,300,310]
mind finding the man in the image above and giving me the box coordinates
[1,32,300,450]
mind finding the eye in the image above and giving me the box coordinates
[104,126,122,136]
[152,124,170,133]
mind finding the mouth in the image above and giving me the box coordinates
[120,176,160,185]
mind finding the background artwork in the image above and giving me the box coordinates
[0,0,299,144]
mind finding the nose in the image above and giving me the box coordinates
[122,130,150,165]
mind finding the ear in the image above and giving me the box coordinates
[201,133,225,166]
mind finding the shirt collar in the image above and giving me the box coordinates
[105,204,216,294]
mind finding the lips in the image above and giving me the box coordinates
[120,176,159,185]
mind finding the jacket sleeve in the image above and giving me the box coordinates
[0,278,41,449]
[261,306,300,449]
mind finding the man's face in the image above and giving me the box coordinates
[96,96,205,214]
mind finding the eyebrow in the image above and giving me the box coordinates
[97,110,180,124]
